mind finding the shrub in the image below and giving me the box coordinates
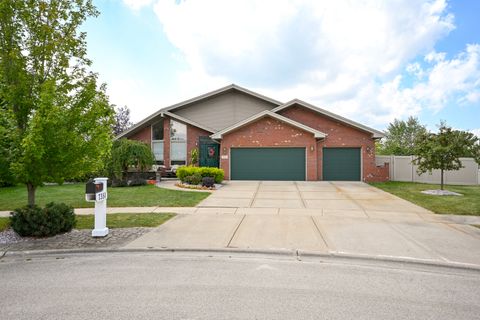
[111,179,128,187]
[184,174,202,185]
[202,177,215,188]
[176,166,224,184]
[128,178,147,186]
[10,202,76,237]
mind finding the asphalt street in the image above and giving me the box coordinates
[1,251,479,319]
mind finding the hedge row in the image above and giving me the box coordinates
[176,166,224,184]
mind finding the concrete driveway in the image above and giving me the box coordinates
[126,181,480,267]
[196,181,430,217]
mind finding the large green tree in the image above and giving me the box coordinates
[414,122,480,190]
[0,0,114,205]
[377,117,428,155]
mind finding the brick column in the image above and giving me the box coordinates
[163,117,171,168]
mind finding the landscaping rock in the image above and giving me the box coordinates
[0,229,22,244]
[0,228,153,251]
[421,189,462,196]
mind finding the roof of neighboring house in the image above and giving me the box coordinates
[210,110,327,139]
[272,99,385,139]
[116,84,282,139]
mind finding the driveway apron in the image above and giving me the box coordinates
[125,181,480,267]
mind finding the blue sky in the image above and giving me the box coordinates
[84,0,480,135]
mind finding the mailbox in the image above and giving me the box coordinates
[85,177,109,237]
[85,181,105,202]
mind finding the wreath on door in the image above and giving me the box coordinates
[208,146,216,157]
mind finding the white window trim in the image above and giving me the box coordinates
[151,122,165,163]
[170,120,188,165]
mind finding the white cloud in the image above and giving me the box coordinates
[148,0,463,127]
[471,128,480,138]
[103,0,480,130]
[123,0,154,11]
[396,44,480,112]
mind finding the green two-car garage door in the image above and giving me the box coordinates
[323,147,361,181]
[231,148,306,180]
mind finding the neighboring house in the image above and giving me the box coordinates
[118,84,389,182]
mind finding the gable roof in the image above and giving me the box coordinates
[210,110,327,140]
[272,99,385,139]
[116,84,282,139]
[162,84,283,113]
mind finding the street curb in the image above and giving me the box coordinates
[2,247,480,272]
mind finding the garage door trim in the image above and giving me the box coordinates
[229,147,307,181]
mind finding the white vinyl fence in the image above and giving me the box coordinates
[376,155,480,185]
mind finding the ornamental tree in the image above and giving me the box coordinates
[413,122,480,190]
[108,139,154,181]
[0,0,114,206]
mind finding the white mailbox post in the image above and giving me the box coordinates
[85,177,109,237]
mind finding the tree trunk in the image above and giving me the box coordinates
[440,169,444,190]
[27,182,36,207]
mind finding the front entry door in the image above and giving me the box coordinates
[199,136,220,167]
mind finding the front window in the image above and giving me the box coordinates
[152,121,164,163]
[170,120,186,165]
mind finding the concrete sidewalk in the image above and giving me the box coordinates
[124,210,480,267]
[0,207,198,217]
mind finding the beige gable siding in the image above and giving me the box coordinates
[172,90,277,131]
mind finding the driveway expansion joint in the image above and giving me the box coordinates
[294,181,307,208]
[227,214,246,248]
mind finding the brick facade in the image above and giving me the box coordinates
[220,116,317,180]
[187,125,212,166]
[129,126,151,145]
[126,98,389,182]
[163,117,171,167]
[278,105,385,182]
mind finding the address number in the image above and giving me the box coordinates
[96,192,107,201]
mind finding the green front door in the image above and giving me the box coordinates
[199,137,220,167]
[231,148,306,180]
[322,147,361,181]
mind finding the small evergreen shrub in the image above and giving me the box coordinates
[202,177,215,188]
[176,166,224,184]
[184,174,202,185]
[10,202,76,237]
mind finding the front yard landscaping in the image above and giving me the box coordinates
[0,184,210,210]
[0,212,174,231]
[371,181,480,216]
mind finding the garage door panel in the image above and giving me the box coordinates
[231,148,305,181]
[323,148,361,181]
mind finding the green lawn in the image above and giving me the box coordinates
[0,217,9,231]
[370,181,480,216]
[75,213,174,229]
[0,184,210,210]
[0,213,174,231]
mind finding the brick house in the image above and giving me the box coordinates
[118,84,389,182]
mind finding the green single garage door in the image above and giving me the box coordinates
[231,148,306,180]
[323,147,361,181]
